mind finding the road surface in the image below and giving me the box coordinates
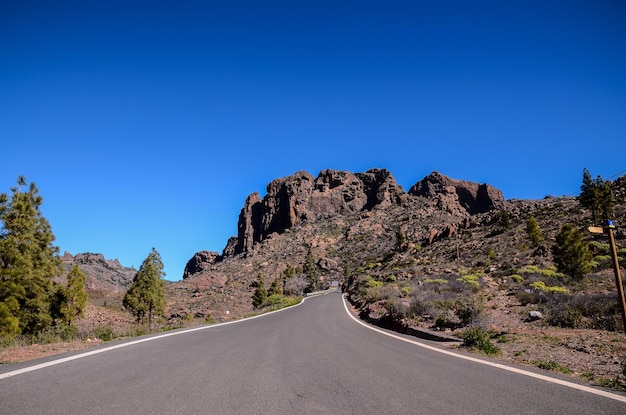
[1,291,625,414]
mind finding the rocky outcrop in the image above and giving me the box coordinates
[60,252,135,291]
[182,250,220,279]
[408,171,505,216]
[225,169,507,257]
[232,168,407,255]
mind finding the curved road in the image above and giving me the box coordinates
[1,291,624,414]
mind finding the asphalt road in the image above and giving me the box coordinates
[1,291,625,414]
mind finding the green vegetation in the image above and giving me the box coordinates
[57,265,88,326]
[529,359,572,374]
[0,177,87,338]
[526,215,543,247]
[251,274,267,308]
[552,224,593,280]
[456,274,481,291]
[460,327,500,356]
[123,248,167,329]
[579,168,615,224]
[529,281,570,294]
[303,248,319,292]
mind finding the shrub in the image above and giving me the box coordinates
[454,297,483,326]
[383,299,408,319]
[364,277,383,289]
[514,290,535,306]
[529,281,570,294]
[546,305,583,328]
[510,274,524,283]
[93,325,115,342]
[517,265,564,279]
[456,275,481,291]
[423,278,447,285]
[460,327,501,356]
[530,360,571,374]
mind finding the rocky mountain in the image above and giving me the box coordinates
[173,169,509,318]
[61,252,136,294]
[182,169,505,279]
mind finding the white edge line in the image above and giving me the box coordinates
[341,294,626,404]
[0,295,311,381]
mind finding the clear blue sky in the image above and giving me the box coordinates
[1,1,625,281]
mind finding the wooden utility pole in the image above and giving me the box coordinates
[590,220,626,332]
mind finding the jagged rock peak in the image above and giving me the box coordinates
[233,168,407,256]
[408,171,505,215]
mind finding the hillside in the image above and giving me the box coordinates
[168,169,626,388]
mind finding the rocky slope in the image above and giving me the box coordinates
[60,252,136,306]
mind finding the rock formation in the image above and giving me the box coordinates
[182,250,221,279]
[183,168,507,279]
[408,171,505,216]
[234,168,407,255]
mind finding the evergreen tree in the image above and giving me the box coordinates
[496,209,511,230]
[123,248,166,329]
[268,278,283,297]
[0,177,61,335]
[59,265,88,325]
[526,215,543,247]
[579,168,615,223]
[303,248,319,292]
[552,224,593,280]
[395,227,407,251]
[252,274,267,308]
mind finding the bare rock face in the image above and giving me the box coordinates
[408,171,505,216]
[232,169,407,255]
[183,250,220,279]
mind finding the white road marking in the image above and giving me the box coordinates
[341,294,626,404]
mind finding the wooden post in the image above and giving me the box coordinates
[606,225,626,332]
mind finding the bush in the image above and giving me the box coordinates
[530,360,571,374]
[456,275,481,292]
[529,281,570,294]
[383,299,408,319]
[547,305,583,328]
[454,297,483,326]
[460,327,501,356]
[93,325,115,341]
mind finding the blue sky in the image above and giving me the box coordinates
[1,1,625,281]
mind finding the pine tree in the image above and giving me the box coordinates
[0,177,61,335]
[395,227,407,251]
[579,168,615,223]
[552,224,593,280]
[268,278,283,297]
[123,248,166,329]
[252,274,267,308]
[526,215,543,247]
[59,265,88,325]
[303,248,319,293]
